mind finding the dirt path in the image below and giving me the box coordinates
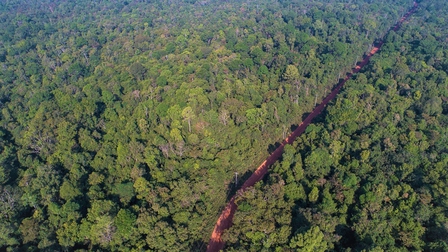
[206,3,418,251]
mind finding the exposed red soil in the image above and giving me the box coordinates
[206,3,418,252]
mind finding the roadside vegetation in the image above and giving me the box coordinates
[1,0,446,251]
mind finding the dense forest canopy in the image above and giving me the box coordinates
[0,0,446,251]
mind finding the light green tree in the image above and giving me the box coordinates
[283,64,300,82]
[181,106,195,132]
[290,226,328,251]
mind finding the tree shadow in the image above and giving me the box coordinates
[95,101,106,117]
[378,83,388,91]
[290,205,311,234]
[225,169,253,202]
[301,112,311,123]
[0,129,20,184]
[426,225,448,243]
[192,239,208,252]
[335,224,356,250]
[357,234,374,251]
[267,142,281,154]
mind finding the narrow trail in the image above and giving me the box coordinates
[206,3,418,252]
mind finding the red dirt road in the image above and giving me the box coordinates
[206,3,418,252]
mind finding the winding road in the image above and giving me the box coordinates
[206,2,418,251]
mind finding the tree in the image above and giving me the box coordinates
[290,226,328,251]
[129,62,146,81]
[59,180,81,201]
[283,64,300,82]
[181,106,195,132]
[423,97,442,116]
[114,209,136,240]
[308,186,319,203]
[0,0,437,250]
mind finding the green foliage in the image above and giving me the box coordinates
[222,1,448,251]
[129,62,146,81]
[59,180,81,201]
[0,0,441,251]
[111,182,135,204]
[283,64,299,82]
[290,226,328,251]
[114,209,136,239]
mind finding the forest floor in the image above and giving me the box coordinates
[206,3,418,251]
